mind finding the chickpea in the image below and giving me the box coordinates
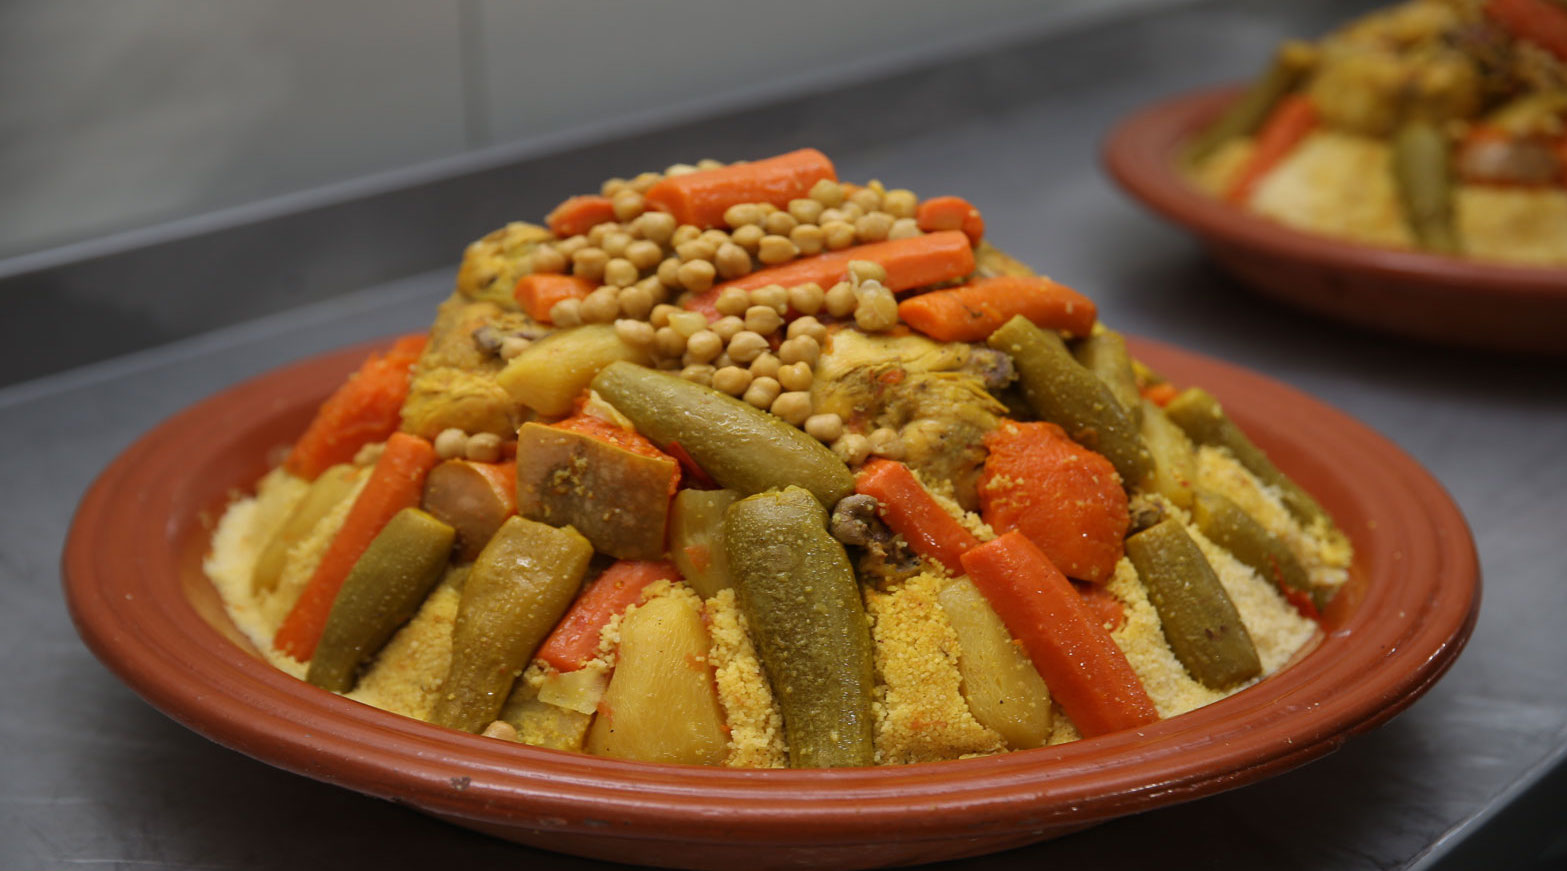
[882,189,918,219]
[601,177,629,198]
[581,286,621,323]
[749,284,789,314]
[668,310,709,338]
[824,281,858,318]
[637,274,668,304]
[710,315,745,341]
[867,427,904,459]
[680,364,716,386]
[550,297,584,327]
[730,223,765,252]
[603,257,638,288]
[601,231,632,258]
[664,162,699,176]
[790,223,825,256]
[676,238,717,263]
[482,720,519,742]
[556,234,589,256]
[854,211,893,243]
[465,432,503,463]
[778,334,821,367]
[778,361,814,391]
[671,224,702,247]
[587,222,616,246]
[848,186,883,213]
[757,234,799,265]
[624,239,663,271]
[771,391,813,426]
[499,335,532,359]
[629,171,663,193]
[818,208,847,225]
[530,244,566,274]
[724,203,763,227]
[696,158,724,170]
[701,228,731,247]
[654,326,687,357]
[786,282,824,316]
[726,330,769,363]
[434,427,468,460]
[839,201,866,222]
[612,189,645,222]
[805,412,844,443]
[618,284,655,320]
[788,198,824,224]
[855,285,899,332]
[809,178,845,207]
[714,242,752,280]
[743,376,782,409]
[711,365,753,396]
[821,220,857,250]
[656,256,683,288]
[615,318,655,347]
[650,303,679,328]
[684,329,723,363]
[636,211,677,245]
[888,217,921,240]
[715,286,751,317]
[786,315,829,343]
[572,247,609,282]
[744,304,784,335]
[847,260,888,284]
[748,351,781,379]
[677,259,717,293]
[762,211,798,236]
[832,433,871,466]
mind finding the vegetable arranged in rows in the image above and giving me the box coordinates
[210,147,1352,770]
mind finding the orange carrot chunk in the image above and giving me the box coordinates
[685,231,976,317]
[1225,94,1318,205]
[1141,381,1179,407]
[915,195,985,246]
[979,420,1129,584]
[960,532,1158,738]
[1486,0,1567,63]
[515,273,595,322]
[898,275,1097,343]
[854,459,980,575]
[284,335,427,481]
[535,560,682,672]
[547,195,618,238]
[274,432,441,661]
[644,149,836,229]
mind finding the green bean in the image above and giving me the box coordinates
[1393,120,1461,255]
[1163,387,1328,528]
[1185,40,1319,164]
[1126,519,1261,689]
[1072,330,1142,422]
[591,361,854,507]
[1192,489,1319,610]
[305,508,455,693]
[432,516,594,733]
[988,316,1154,490]
[1138,399,1197,510]
[725,487,874,768]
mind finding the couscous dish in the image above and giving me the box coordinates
[1186,0,1567,266]
[207,149,1351,768]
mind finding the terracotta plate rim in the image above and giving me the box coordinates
[62,336,1480,846]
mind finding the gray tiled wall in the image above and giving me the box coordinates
[0,0,1180,261]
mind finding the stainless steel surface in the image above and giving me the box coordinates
[5,0,1564,867]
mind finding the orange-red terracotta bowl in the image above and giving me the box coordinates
[1104,87,1567,355]
[64,336,1479,870]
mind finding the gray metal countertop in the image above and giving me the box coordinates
[4,1,1564,868]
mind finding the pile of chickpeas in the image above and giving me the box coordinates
[518,162,927,466]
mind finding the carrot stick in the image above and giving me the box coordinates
[915,196,985,246]
[960,532,1158,737]
[898,275,1097,343]
[1486,0,1567,63]
[979,420,1129,584]
[284,334,427,481]
[515,273,596,322]
[1073,580,1127,633]
[1225,94,1318,205]
[547,195,618,238]
[644,149,836,229]
[273,432,441,661]
[685,230,976,317]
[1141,381,1179,407]
[535,560,682,671]
[854,459,979,575]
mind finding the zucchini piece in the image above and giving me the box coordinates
[1072,330,1141,421]
[937,576,1052,749]
[1192,489,1319,610]
[252,464,361,595]
[1138,399,1198,510]
[669,489,737,599]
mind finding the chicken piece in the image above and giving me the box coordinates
[813,330,1007,509]
[400,366,521,440]
[419,296,541,375]
[454,221,555,308]
[972,242,1038,280]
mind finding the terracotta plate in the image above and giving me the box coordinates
[64,336,1479,870]
[1103,87,1567,355]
